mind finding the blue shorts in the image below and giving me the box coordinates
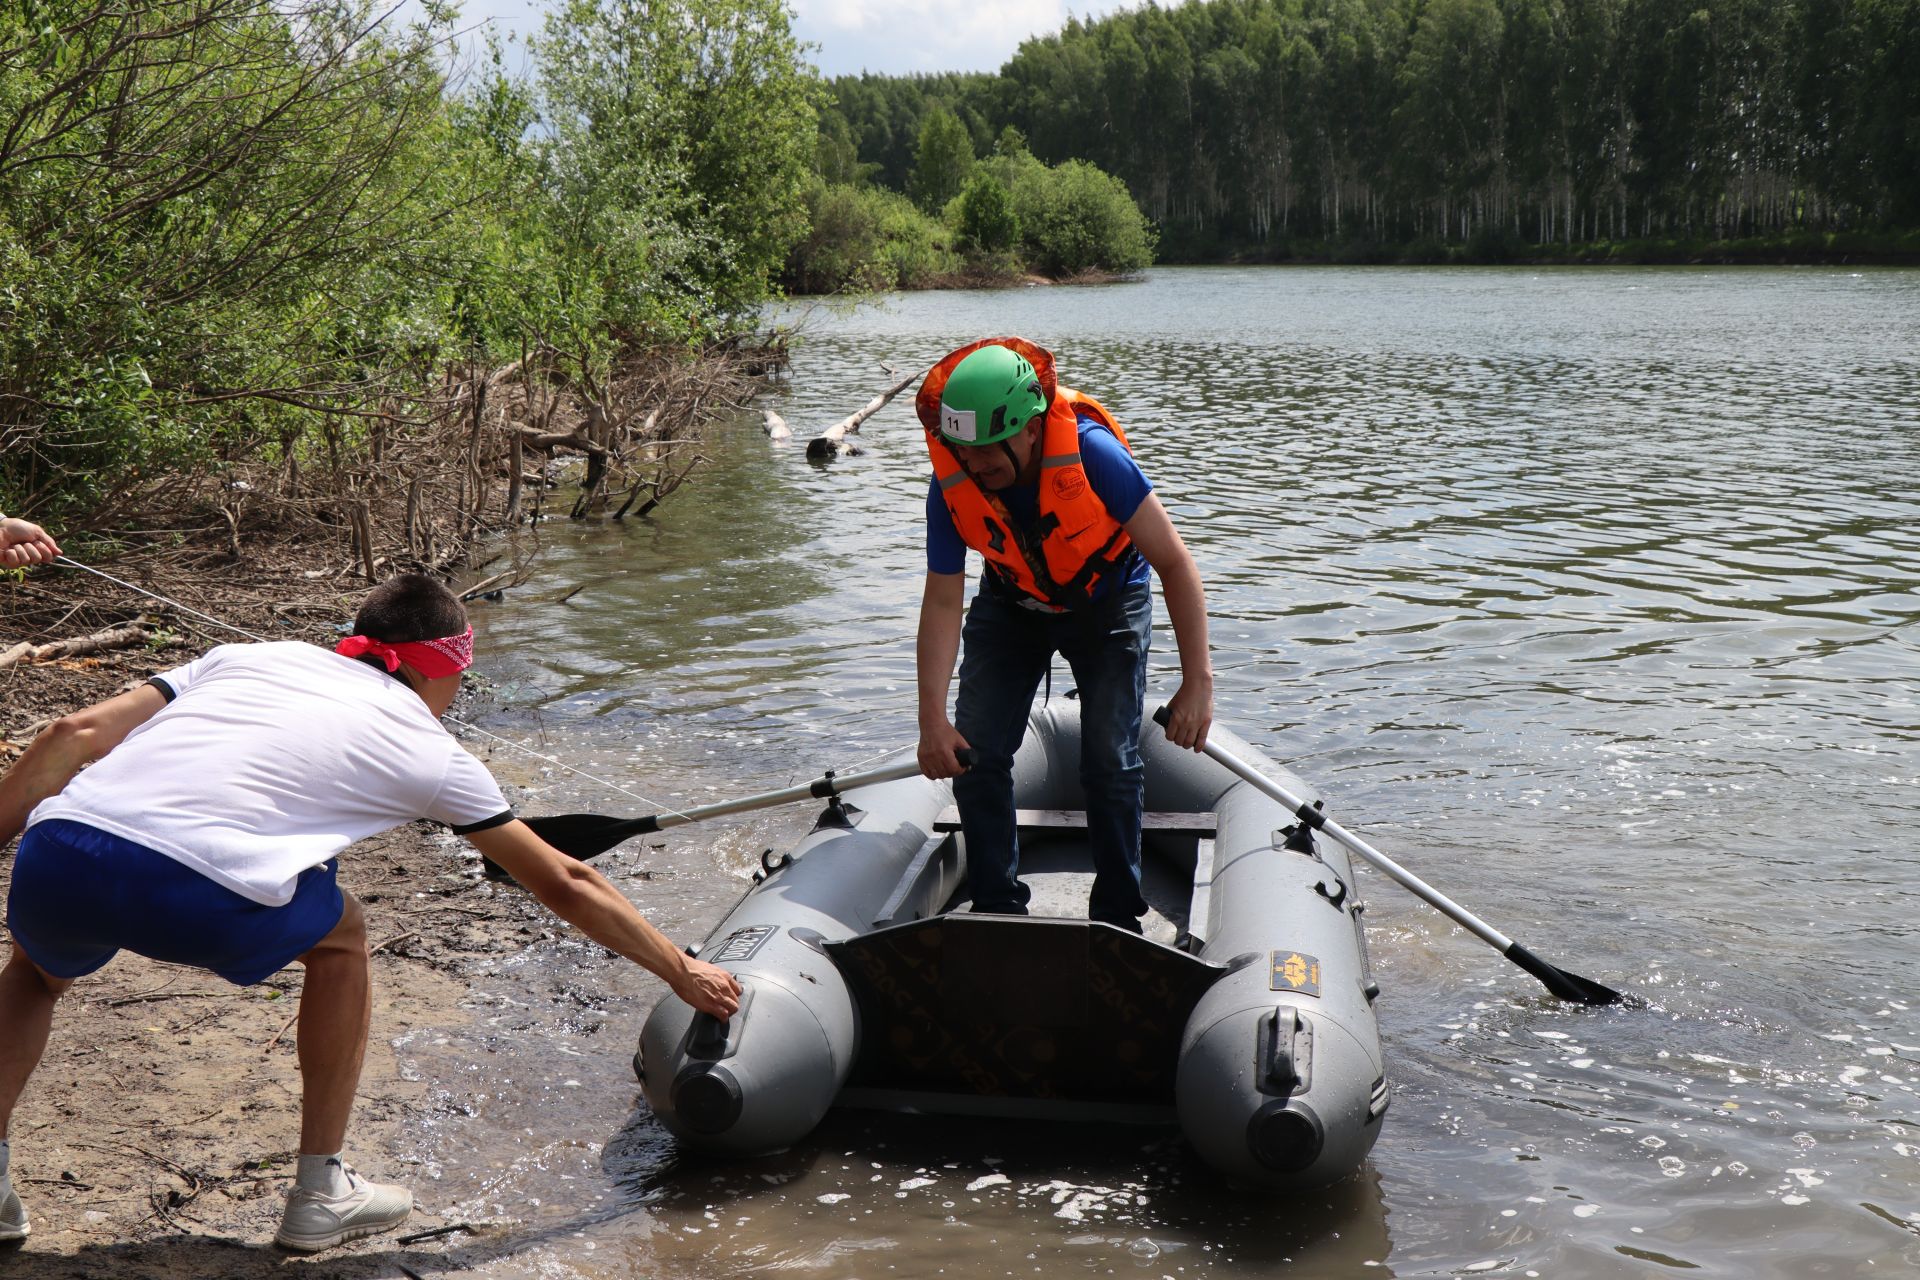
[6,819,345,986]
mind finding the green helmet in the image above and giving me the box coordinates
[938,345,1048,446]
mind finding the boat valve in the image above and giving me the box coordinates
[1246,1100,1325,1174]
[671,1062,744,1136]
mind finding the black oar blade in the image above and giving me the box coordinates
[1504,942,1625,1006]
[523,812,660,861]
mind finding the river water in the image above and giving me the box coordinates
[416,267,1920,1279]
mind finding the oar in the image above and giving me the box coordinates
[520,750,972,862]
[1154,707,1623,1006]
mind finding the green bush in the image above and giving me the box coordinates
[956,173,1020,254]
[1008,159,1156,275]
[784,182,957,293]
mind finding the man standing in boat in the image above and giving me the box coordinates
[0,573,741,1251]
[915,337,1214,932]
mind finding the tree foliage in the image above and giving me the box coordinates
[818,71,997,191]
[786,181,957,293]
[956,172,1020,254]
[533,0,821,333]
[0,0,472,516]
[818,0,1920,254]
[794,67,1158,289]
[990,155,1156,274]
[908,106,976,212]
[1,0,822,525]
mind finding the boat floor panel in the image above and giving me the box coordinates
[945,836,1193,946]
[826,915,1227,1110]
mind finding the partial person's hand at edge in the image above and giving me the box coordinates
[0,517,59,568]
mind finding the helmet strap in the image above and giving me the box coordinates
[999,440,1021,477]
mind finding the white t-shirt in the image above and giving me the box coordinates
[29,641,511,906]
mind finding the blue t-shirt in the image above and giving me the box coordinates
[926,416,1154,599]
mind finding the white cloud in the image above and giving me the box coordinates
[801,0,1063,35]
[793,0,1135,76]
[394,0,1139,79]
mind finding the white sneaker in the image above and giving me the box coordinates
[0,1170,26,1241]
[275,1167,411,1252]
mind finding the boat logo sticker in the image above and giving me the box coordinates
[1051,469,1087,501]
[709,925,775,965]
[1271,951,1322,997]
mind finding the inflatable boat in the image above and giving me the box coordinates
[633,702,1390,1189]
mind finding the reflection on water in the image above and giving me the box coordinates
[452,267,1920,1278]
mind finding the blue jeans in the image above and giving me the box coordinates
[951,578,1153,929]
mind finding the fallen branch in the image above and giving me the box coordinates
[459,570,516,602]
[397,1221,484,1244]
[21,1175,93,1191]
[0,622,152,671]
[261,1009,300,1055]
[806,368,923,459]
[95,991,224,1007]
[98,975,177,1004]
[516,427,607,458]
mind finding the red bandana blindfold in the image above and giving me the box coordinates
[335,625,474,679]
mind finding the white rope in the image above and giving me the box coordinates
[52,555,690,818]
[57,556,270,643]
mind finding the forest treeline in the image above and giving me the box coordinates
[819,0,1920,260]
[1,0,815,545]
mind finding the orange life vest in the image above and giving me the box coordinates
[917,337,1137,612]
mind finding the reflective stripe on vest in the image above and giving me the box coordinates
[925,386,1135,612]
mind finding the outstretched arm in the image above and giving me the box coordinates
[0,683,167,845]
[1123,493,1214,750]
[915,570,971,777]
[464,820,742,1018]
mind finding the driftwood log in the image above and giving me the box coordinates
[517,426,609,458]
[805,368,924,459]
[458,570,519,602]
[0,622,153,671]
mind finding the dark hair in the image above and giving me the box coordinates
[351,573,467,644]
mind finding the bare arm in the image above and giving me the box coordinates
[0,684,167,845]
[1124,493,1214,750]
[915,570,971,778]
[465,820,741,1017]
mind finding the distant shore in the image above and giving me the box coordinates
[1157,230,1920,269]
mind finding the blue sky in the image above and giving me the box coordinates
[418,0,1136,79]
